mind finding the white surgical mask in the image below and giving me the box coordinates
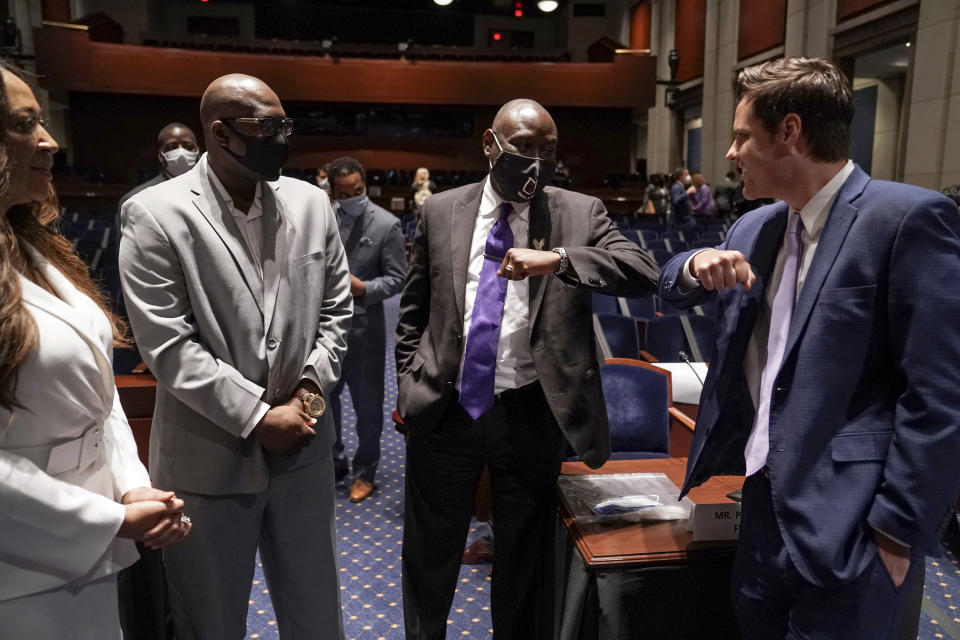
[162,147,198,177]
[317,177,330,190]
[338,193,367,218]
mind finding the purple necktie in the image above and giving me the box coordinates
[460,202,514,420]
[745,212,802,476]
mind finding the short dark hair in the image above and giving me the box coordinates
[672,167,687,182]
[726,171,737,180]
[737,57,853,163]
[942,184,960,206]
[326,156,366,184]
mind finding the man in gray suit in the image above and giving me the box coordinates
[396,98,659,638]
[119,74,351,639]
[326,156,406,503]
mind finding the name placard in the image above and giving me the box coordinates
[689,503,741,541]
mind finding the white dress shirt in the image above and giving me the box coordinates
[206,162,265,283]
[457,177,538,393]
[205,163,271,436]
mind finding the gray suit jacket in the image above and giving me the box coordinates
[395,182,659,468]
[334,198,406,350]
[119,155,353,495]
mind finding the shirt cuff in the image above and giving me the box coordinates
[678,251,708,293]
[241,401,271,440]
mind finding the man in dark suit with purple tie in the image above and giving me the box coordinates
[659,57,960,639]
[395,98,658,639]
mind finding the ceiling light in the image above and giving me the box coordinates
[905,41,911,47]
[537,0,559,11]
[434,0,453,5]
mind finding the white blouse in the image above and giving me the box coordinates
[0,246,150,601]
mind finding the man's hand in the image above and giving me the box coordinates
[690,249,756,291]
[874,530,911,587]
[498,248,560,281]
[254,405,317,455]
[350,274,366,299]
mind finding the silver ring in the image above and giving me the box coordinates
[504,264,514,272]
[179,514,191,526]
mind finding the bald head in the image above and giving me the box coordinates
[483,98,558,167]
[199,74,282,129]
[492,98,556,135]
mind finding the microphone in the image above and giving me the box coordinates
[678,350,704,387]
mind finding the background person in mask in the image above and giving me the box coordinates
[326,156,406,503]
[119,73,352,639]
[316,165,332,198]
[396,98,659,638]
[115,122,198,250]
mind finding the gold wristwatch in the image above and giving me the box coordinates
[296,388,326,418]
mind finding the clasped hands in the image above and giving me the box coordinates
[253,380,319,456]
[497,248,560,281]
[118,487,191,549]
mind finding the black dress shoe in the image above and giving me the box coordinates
[334,458,349,481]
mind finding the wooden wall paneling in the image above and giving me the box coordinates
[837,0,900,23]
[674,0,706,83]
[630,1,652,51]
[738,0,787,60]
[34,27,657,109]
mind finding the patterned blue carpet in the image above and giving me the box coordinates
[242,294,960,639]
[245,295,493,639]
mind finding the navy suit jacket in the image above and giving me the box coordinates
[659,165,960,587]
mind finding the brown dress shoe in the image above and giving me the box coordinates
[461,539,495,564]
[349,478,374,503]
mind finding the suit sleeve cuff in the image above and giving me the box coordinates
[241,401,271,440]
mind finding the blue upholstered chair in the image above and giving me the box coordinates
[595,313,641,359]
[600,358,672,459]
[591,291,623,316]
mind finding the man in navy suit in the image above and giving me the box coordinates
[659,57,960,639]
[327,156,406,503]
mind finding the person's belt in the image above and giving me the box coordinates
[9,422,105,476]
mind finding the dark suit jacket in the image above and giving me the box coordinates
[659,165,960,587]
[335,198,406,353]
[395,181,659,468]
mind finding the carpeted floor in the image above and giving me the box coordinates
[244,294,960,639]
[246,295,493,639]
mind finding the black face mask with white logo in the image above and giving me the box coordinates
[488,132,557,203]
[223,124,289,181]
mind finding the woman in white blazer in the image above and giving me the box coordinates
[0,65,191,638]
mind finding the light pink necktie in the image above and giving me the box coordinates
[744,212,802,476]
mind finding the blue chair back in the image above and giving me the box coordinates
[643,315,714,362]
[624,296,657,319]
[591,291,622,316]
[596,314,640,359]
[600,359,671,459]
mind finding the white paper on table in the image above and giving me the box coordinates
[650,361,708,405]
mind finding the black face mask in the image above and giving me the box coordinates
[488,132,557,203]
[223,124,289,181]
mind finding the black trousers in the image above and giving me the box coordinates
[402,381,565,640]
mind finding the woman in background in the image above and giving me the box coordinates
[689,171,717,217]
[0,62,190,640]
[411,166,435,216]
